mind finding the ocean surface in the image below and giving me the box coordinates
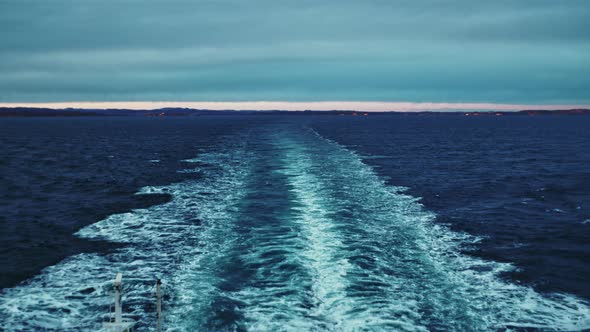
[0,115,589,331]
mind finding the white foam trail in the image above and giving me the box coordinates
[0,254,114,330]
[274,131,435,330]
[230,136,359,331]
[1,125,589,331]
[301,127,590,331]
[0,135,254,331]
[279,138,357,329]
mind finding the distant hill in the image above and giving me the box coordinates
[1,107,589,117]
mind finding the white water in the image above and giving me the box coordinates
[0,135,255,330]
[1,126,589,331]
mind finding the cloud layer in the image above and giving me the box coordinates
[1,1,589,105]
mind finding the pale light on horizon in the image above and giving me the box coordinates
[1,101,589,112]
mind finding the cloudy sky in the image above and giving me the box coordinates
[1,0,589,110]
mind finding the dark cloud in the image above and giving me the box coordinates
[1,0,589,103]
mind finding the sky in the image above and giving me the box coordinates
[1,0,589,111]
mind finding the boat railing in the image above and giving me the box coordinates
[103,273,163,332]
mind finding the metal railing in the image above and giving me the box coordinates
[103,273,163,332]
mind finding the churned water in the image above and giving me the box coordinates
[0,116,589,331]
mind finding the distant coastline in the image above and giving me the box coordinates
[1,107,589,117]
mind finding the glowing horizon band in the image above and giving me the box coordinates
[1,101,589,111]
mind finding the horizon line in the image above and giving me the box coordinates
[1,101,590,112]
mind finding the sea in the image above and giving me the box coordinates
[0,115,589,331]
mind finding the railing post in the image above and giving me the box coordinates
[103,273,136,332]
[156,278,162,332]
[114,273,123,324]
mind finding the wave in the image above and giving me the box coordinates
[0,125,589,331]
[0,134,255,331]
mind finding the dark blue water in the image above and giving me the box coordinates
[310,116,590,299]
[0,116,589,331]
